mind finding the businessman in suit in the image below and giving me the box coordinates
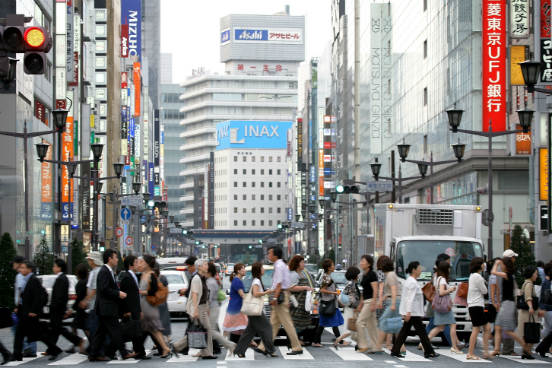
[119,255,149,359]
[48,259,85,355]
[12,262,61,361]
[89,250,136,362]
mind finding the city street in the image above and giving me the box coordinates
[0,319,548,368]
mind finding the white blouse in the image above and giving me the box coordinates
[399,276,425,317]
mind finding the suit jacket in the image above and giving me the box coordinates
[50,273,69,318]
[118,271,141,319]
[18,275,43,342]
[94,265,121,317]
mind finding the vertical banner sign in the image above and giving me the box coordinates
[121,0,141,60]
[61,117,74,220]
[541,39,552,82]
[297,117,303,169]
[540,148,549,201]
[515,124,532,154]
[542,0,551,38]
[40,141,53,220]
[510,0,530,38]
[133,62,141,117]
[510,45,527,85]
[81,162,91,230]
[154,110,160,168]
[318,149,324,196]
[148,162,154,196]
[482,0,506,132]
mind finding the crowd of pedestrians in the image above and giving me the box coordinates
[3,245,552,362]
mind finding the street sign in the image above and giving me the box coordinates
[125,236,134,246]
[169,227,181,234]
[365,181,393,193]
[121,207,132,221]
[292,222,305,229]
[121,195,142,207]
[115,227,123,238]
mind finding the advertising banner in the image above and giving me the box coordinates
[233,28,303,43]
[148,162,154,195]
[215,120,293,150]
[133,62,141,116]
[40,141,53,220]
[81,161,90,230]
[121,0,141,59]
[297,117,303,167]
[542,0,551,38]
[482,0,506,132]
[541,148,549,201]
[515,124,531,155]
[541,39,552,82]
[154,110,160,167]
[510,0,530,38]
[61,117,74,220]
[318,149,324,196]
[510,45,526,85]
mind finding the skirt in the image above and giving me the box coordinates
[140,298,163,333]
[468,306,487,327]
[319,307,344,327]
[495,300,517,331]
[378,298,401,330]
[434,310,456,326]
[222,312,248,332]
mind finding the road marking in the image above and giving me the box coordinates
[107,359,141,364]
[279,346,314,360]
[383,348,431,362]
[4,353,43,366]
[225,349,254,360]
[394,365,408,368]
[500,355,551,364]
[48,353,89,365]
[434,349,492,363]
[166,354,199,363]
[329,347,373,360]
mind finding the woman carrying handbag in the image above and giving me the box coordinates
[234,262,276,358]
[316,259,344,342]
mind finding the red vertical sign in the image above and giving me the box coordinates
[542,0,551,38]
[482,0,506,132]
[133,62,141,117]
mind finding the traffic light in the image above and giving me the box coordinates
[23,26,51,74]
[335,183,359,194]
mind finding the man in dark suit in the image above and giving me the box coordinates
[48,259,85,355]
[119,255,149,359]
[12,262,61,361]
[89,250,136,362]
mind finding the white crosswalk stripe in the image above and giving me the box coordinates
[329,346,373,360]
[434,349,492,363]
[47,353,89,366]
[225,348,254,360]
[166,354,199,363]
[279,346,314,360]
[4,353,43,366]
[383,348,431,362]
[500,355,552,364]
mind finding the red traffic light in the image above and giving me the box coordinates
[24,27,45,49]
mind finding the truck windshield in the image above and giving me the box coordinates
[395,240,483,281]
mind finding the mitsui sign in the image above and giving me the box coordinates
[216,121,293,150]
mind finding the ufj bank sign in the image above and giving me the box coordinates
[121,0,141,59]
[216,121,293,150]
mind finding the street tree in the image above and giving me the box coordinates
[510,225,535,286]
[34,236,53,275]
[0,233,17,308]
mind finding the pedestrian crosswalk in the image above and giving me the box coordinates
[8,347,552,365]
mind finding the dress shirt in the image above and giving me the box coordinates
[105,264,116,282]
[14,273,25,305]
[399,276,424,317]
[272,259,291,290]
[467,272,487,307]
[129,270,139,287]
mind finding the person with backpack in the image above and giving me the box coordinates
[12,261,61,361]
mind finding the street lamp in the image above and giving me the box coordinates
[370,158,382,181]
[370,155,426,203]
[446,108,532,260]
[52,109,68,131]
[113,162,124,178]
[132,182,141,195]
[519,60,541,93]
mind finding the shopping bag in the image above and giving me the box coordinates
[187,320,208,349]
[240,292,264,316]
[524,315,541,344]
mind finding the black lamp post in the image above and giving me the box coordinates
[446,108,532,260]
[370,156,427,203]
[396,140,466,203]
[51,109,69,256]
[0,113,66,260]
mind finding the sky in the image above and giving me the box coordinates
[160,0,332,84]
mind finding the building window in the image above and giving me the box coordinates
[277,208,281,213]
[234,182,238,187]
[261,195,265,200]
[243,156,247,162]
[269,156,273,162]
[423,40,427,59]
[252,182,256,187]
[242,169,246,175]
[261,220,265,226]
[277,194,281,200]
[252,207,256,213]
[234,194,238,200]
[269,195,273,200]
[277,169,281,175]
[277,156,281,162]
[269,220,273,226]
[423,0,427,11]
[234,207,238,213]
[252,220,256,226]
[269,169,273,175]
[261,169,265,175]
[242,208,246,213]
[260,207,265,213]
[269,208,273,214]
[252,169,256,175]
[269,182,273,188]
[423,135,428,154]
[243,194,247,200]
[261,182,265,188]
[252,194,256,200]
[243,220,247,226]
[243,182,247,187]
[252,156,256,162]
[234,156,238,162]
[423,87,428,106]
[234,220,238,226]
[278,182,282,188]
[234,169,238,175]
[260,156,265,162]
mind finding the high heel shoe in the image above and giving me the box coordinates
[234,353,246,358]
[522,351,535,360]
[160,349,172,359]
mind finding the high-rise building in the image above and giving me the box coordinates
[142,0,161,109]
[178,12,305,230]
[160,53,173,84]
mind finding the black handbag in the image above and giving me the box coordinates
[319,299,336,316]
[0,307,13,329]
[517,294,539,310]
[524,315,541,344]
[187,320,208,349]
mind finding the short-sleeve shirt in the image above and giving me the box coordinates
[252,278,264,293]
[290,271,299,287]
[433,276,448,290]
[383,271,401,298]
[86,267,100,312]
[361,271,378,300]
[272,259,291,290]
[228,277,245,314]
[206,277,219,308]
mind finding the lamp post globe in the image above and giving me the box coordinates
[91,144,104,162]
[397,142,411,162]
[132,182,141,195]
[52,109,68,131]
[67,163,77,178]
[447,109,464,133]
[370,157,382,181]
[113,162,124,178]
[517,108,534,133]
[35,143,49,161]
[452,143,466,162]
[519,60,541,92]
[418,162,429,178]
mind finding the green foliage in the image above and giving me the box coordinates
[71,239,86,274]
[0,233,17,308]
[510,225,535,287]
[323,248,336,267]
[33,237,54,275]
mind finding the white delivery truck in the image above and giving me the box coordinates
[368,203,485,340]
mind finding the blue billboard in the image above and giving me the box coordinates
[221,29,230,44]
[121,0,141,60]
[234,29,268,41]
[216,121,293,150]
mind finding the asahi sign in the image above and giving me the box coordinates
[121,0,141,59]
[482,0,506,132]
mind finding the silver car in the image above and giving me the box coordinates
[37,274,77,316]
[160,270,189,317]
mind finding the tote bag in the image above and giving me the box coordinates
[432,277,452,313]
[524,315,541,344]
[240,292,264,316]
[187,320,208,349]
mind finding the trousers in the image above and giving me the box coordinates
[259,291,302,352]
[235,314,275,355]
[356,299,378,349]
[392,316,435,356]
[90,315,127,358]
